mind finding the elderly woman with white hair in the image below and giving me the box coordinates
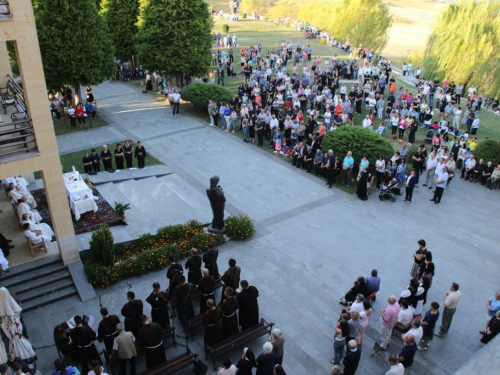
[268,328,285,365]
[256,342,275,375]
[100,145,113,171]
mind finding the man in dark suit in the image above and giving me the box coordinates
[324,150,336,188]
[404,169,418,203]
[343,340,361,375]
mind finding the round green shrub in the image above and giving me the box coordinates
[221,24,230,33]
[473,139,500,166]
[406,144,419,167]
[321,126,394,173]
[319,38,326,45]
[182,83,233,108]
[225,214,256,240]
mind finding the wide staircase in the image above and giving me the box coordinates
[0,254,78,312]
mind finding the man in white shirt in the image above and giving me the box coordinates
[422,153,438,187]
[23,223,52,245]
[397,300,414,328]
[362,115,373,130]
[464,154,476,180]
[386,354,404,375]
[430,166,449,204]
[403,319,423,347]
[169,90,181,115]
[432,157,446,190]
[269,115,279,132]
[217,358,237,375]
[435,283,461,338]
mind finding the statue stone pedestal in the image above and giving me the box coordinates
[207,224,225,234]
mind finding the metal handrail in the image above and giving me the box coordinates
[0,2,11,17]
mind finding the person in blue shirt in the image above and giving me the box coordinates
[343,151,354,187]
[365,269,380,298]
[418,302,440,351]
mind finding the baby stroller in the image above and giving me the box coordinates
[424,128,434,143]
[379,178,400,202]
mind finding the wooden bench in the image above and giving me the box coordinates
[138,348,198,375]
[205,318,274,370]
[185,312,205,340]
[366,290,378,302]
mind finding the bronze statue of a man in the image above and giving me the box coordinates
[206,175,226,231]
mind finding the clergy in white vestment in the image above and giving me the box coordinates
[0,249,8,273]
[21,214,54,238]
[8,183,37,209]
[17,198,42,223]
[23,223,52,245]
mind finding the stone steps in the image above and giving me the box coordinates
[0,254,79,312]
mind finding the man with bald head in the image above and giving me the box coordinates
[380,295,400,350]
[198,268,216,314]
[397,334,417,374]
[343,340,361,375]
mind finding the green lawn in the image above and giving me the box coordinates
[53,113,108,136]
[59,142,163,174]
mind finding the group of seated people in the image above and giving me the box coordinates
[2,176,55,260]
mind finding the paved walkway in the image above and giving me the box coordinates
[26,81,500,374]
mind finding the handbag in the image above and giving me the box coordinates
[192,359,208,374]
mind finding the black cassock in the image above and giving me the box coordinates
[68,326,101,375]
[166,263,184,295]
[97,315,121,354]
[121,299,143,337]
[204,307,223,346]
[238,286,260,330]
[356,171,370,200]
[174,283,196,324]
[185,255,202,285]
[221,295,239,338]
[138,322,166,369]
[123,144,133,168]
[146,291,170,329]
[481,317,500,344]
[203,249,220,279]
[221,266,241,303]
[198,275,216,314]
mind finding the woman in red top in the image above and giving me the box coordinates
[74,103,86,128]
[296,110,304,123]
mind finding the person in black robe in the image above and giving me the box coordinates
[481,312,500,344]
[145,282,170,329]
[221,258,241,303]
[53,323,77,361]
[221,288,239,338]
[68,315,101,375]
[123,140,133,168]
[114,144,125,170]
[236,347,257,375]
[203,242,220,279]
[340,277,369,305]
[90,149,100,172]
[137,315,166,369]
[100,145,113,171]
[166,256,184,296]
[198,269,216,314]
[134,141,147,169]
[238,280,260,330]
[184,248,202,285]
[121,291,143,338]
[174,275,196,325]
[97,307,121,354]
[82,152,93,174]
[356,167,370,201]
[203,299,223,346]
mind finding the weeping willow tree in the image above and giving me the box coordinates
[423,0,500,95]
[296,0,392,53]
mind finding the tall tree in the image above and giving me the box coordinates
[102,0,140,66]
[34,0,115,103]
[135,0,212,82]
[423,0,500,94]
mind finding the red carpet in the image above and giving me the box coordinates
[31,187,125,235]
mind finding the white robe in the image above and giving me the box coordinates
[0,249,8,271]
[24,229,51,245]
[9,190,37,209]
[17,202,42,223]
[22,220,54,238]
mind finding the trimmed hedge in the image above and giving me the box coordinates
[321,126,394,173]
[84,220,225,288]
[473,139,500,167]
[181,83,233,108]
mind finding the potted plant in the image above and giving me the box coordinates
[114,202,131,220]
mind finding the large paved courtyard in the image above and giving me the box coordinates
[25,81,500,374]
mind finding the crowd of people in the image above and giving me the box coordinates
[49,85,98,130]
[80,140,148,173]
[52,243,286,375]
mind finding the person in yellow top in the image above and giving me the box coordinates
[209,70,215,84]
[468,137,478,151]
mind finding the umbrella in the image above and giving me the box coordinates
[0,287,35,360]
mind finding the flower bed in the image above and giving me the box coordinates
[83,220,225,288]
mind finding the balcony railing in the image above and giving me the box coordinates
[0,2,11,21]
